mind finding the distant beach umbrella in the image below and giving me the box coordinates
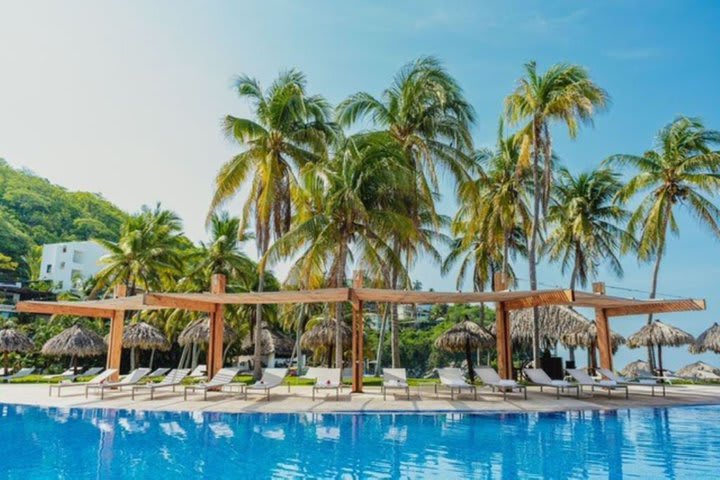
[676,361,720,380]
[620,359,652,379]
[435,320,494,383]
[0,326,35,375]
[178,317,238,347]
[627,320,694,376]
[301,318,351,367]
[689,323,720,354]
[561,321,626,353]
[122,322,170,370]
[42,324,106,374]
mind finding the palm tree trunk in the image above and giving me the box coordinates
[646,210,670,371]
[528,118,542,368]
[3,352,7,376]
[466,339,475,383]
[253,267,266,380]
[374,304,389,376]
[178,344,189,369]
[657,344,664,378]
[390,262,401,368]
[335,244,348,369]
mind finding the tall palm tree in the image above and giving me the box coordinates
[189,212,255,280]
[337,56,475,367]
[210,70,337,379]
[94,204,185,295]
[544,167,632,290]
[265,134,412,368]
[505,61,609,364]
[606,116,720,369]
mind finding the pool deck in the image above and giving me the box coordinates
[1,383,719,414]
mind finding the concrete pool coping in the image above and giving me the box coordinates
[0,383,718,416]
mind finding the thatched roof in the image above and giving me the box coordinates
[0,327,34,353]
[676,361,720,380]
[689,322,720,354]
[493,306,588,349]
[241,326,295,357]
[435,321,495,352]
[301,318,351,350]
[42,324,106,357]
[627,320,694,348]
[561,321,626,353]
[123,322,170,351]
[620,360,652,378]
[177,317,238,346]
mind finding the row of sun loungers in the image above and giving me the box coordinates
[1,367,35,382]
[34,364,671,402]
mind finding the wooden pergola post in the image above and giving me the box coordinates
[593,282,613,372]
[206,274,226,380]
[351,270,364,393]
[106,284,127,382]
[493,272,513,379]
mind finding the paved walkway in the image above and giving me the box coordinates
[0,383,718,415]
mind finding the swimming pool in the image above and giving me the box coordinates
[0,403,718,479]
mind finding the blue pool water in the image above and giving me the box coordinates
[0,404,719,479]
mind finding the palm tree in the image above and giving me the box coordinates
[189,212,255,280]
[544,167,632,290]
[94,204,184,295]
[606,116,720,369]
[505,61,609,365]
[265,134,412,368]
[210,70,337,379]
[337,56,475,367]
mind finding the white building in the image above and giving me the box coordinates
[39,241,108,292]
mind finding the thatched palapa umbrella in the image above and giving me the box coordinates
[301,318,351,367]
[435,320,495,383]
[42,324,106,374]
[0,326,35,375]
[689,323,720,354]
[177,317,238,369]
[123,322,170,370]
[627,320,694,376]
[561,321,626,372]
[178,317,238,346]
[620,359,652,379]
[676,361,720,380]
[502,306,588,350]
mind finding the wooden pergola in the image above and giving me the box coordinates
[17,272,705,391]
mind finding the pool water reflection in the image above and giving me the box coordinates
[0,403,718,479]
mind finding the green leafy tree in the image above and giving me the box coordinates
[505,61,608,364]
[606,116,720,369]
[545,167,632,289]
[210,70,336,379]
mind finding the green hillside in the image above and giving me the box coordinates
[0,159,126,280]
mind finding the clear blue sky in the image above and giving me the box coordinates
[1,1,719,369]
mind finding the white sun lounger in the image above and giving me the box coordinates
[184,367,240,400]
[475,367,527,400]
[131,369,191,400]
[523,368,580,399]
[382,368,410,400]
[567,368,629,399]
[436,368,477,400]
[0,367,35,382]
[49,369,117,397]
[148,367,170,377]
[597,368,666,397]
[311,368,342,401]
[189,365,207,378]
[86,368,152,399]
[245,368,287,401]
[43,368,78,380]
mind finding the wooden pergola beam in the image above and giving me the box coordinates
[15,302,116,318]
[503,289,575,311]
[142,293,218,312]
[604,299,706,317]
[493,272,513,380]
[206,274,226,379]
[106,285,127,382]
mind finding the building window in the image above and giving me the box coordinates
[60,262,66,270]
[62,246,67,253]
[45,264,52,273]
[72,250,84,263]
